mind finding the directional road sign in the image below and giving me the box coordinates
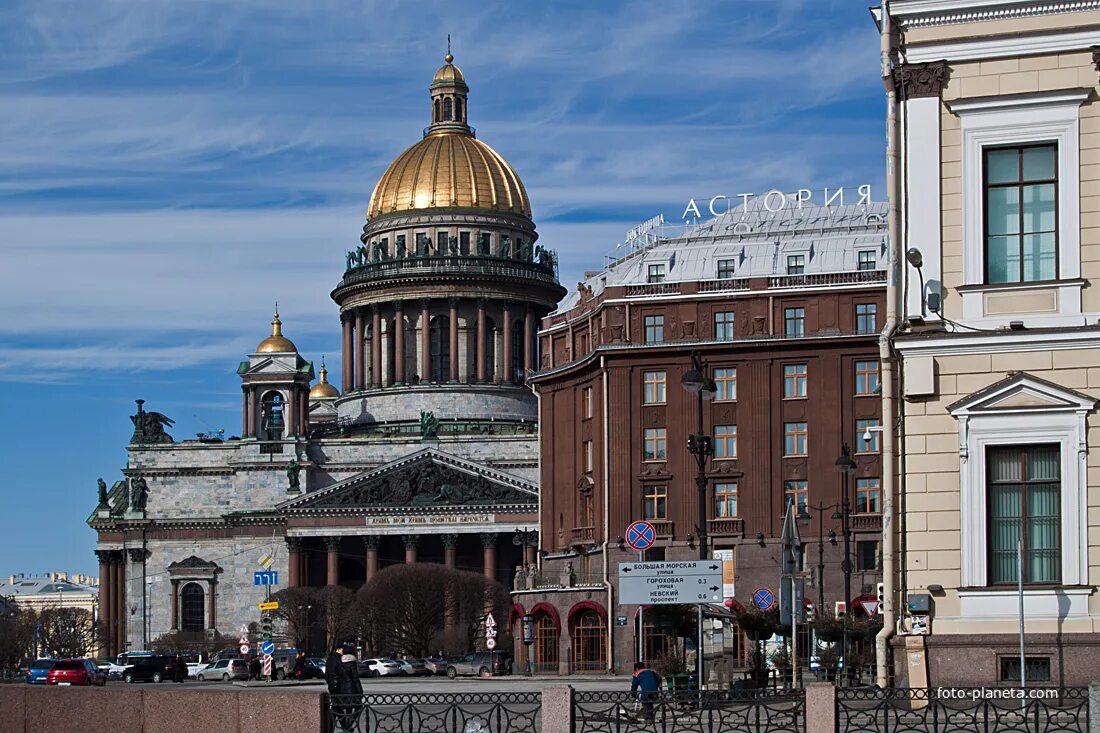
[625,521,656,551]
[258,600,279,611]
[262,655,272,678]
[261,640,275,656]
[253,571,279,586]
[618,560,723,605]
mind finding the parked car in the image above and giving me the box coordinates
[24,659,55,684]
[122,655,177,683]
[197,658,249,681]
[186,662,207,679]
[97,659,128,680]
[446,652,510,678]
[397,658,430,676]
[308,658,327,676]
[357,658,402,678]
[46,659,106,687]
[295,658,325,680]
[423,657,449,676]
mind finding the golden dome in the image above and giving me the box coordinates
[365,51,531,221]
[367,133,531,219]
[309,359,340,399]
[256,307,298,353]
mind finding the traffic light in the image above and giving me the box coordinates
[876,582,885,615]
[687,434,713,455]
[261,614,273,641]
[805,604,816,623]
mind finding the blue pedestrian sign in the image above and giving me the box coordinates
[625,521,657,551]
[253,571,279,586]
[752,587,775,610]
[260,640,275,656]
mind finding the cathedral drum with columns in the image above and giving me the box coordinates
[89,52,564,659]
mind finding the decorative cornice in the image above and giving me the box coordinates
[895,0,1100,28]
[894,61,949,99]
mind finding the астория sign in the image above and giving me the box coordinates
[682,185,873,220]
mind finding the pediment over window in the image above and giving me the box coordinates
[948,372,1096,417]
[167,556,221,579]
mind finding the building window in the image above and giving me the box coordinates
[714,312,735,341]
[714,425,737,460]
[582,386,593,419]
[643,485,667,520]
[984,144,1057,283]
[784,308,805,337]
[855,360,880,395]
[715,483,738,518]
[477,232,491,255]
[583,440,593,474]
[260,391,285,441]
[459,231,470,255]
[714,368,737,401]
[856,419,881,454]
[784,480,808,514]
[510,321,524,382]
[856,303,877,334]
[999,657,1051,683]
[643,428,667,462]
[643,371,666,404]
[644,315,664,344]
[784,364,807,399]
[857,250,877,271]
[429,315,451,382]
[787,254,805,274]
[857,540,880,571]
[437,231,449,254]
[180,583,205,632]
[784,422,808,457]
[571,610,607,673]
[717,259,736,279]
[647,264,666,283]
[988,444,1060,585]
[856,478,881,513]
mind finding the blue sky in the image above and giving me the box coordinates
[0,0,886,577]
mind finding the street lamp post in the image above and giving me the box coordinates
[834,444,856,685]
[802,502,839,613]
[681,353,717,691]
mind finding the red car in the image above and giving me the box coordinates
[46,658,107,686]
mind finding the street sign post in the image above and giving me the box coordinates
[253,571,279,586]
[261,640,275,656]
[618,560,723,605]
[262,654,272,679]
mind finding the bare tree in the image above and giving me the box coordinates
[0,608,36,674]
[38,607,95,658]
[150,630,237,659]
[316,585,356,650]
[271,587,319,652]
[356,565,510,658]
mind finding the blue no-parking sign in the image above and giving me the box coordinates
[625,521,656,551]
[752,587,775,610]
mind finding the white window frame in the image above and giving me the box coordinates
[951,91,1088,328]
[949,374,1094,617]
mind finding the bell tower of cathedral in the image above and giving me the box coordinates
[238,307,314,440]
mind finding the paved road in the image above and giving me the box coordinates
[105,675,629,693]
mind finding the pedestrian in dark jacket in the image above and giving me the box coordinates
[249,655,261,681]
[328,643,363,732]
[292,651,307,680]
[630,662,662,722]
[174,656,187,683]
[325,643,343,693]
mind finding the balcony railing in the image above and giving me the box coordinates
[570,526,595,543]
[624,282,681,297]
[698,278,752,293]
[648,520,674,536]
[851,513,883,531]
[708,517,745,536]
[340,255,559,288]
[769,269,885,289]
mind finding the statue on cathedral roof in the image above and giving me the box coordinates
[130,399,175,444]
[129,474,149,512]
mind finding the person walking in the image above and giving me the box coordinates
[249,655,261,681]
[631,661,662,722]
[326,642,363,732]
[173,655,187,683]
[291,651,307,680]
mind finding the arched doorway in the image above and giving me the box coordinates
[260,391,284,440]
[180,583,205,632]
[569,602,606,673]
[529,604,559,674]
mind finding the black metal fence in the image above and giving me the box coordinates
[573,689,805,733]
[836,687,1089,733]
[327,692,541,733]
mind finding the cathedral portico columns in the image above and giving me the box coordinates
[476,299,487,382]
[404,535,419,564]
[324,537,340,586]
[371,306,383,388]
[342,316,352,393]
[420,299,431,382]
[364,536,380,583]
[443,534,458,569]
[501,304,513,384]
[287,538,301,588]
[449,298,459,382]
[113,553,126,654]
[95,550,111,657]
[481,533,498,582]
[524,306,535,375]
[395,301,406,384]
[241,391,248,437]
[355,308,366,391]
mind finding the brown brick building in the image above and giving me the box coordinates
[513,195,888,678]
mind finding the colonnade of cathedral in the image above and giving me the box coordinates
[339,298,537,391]
[285,531,537,588]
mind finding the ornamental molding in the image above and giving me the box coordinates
[894,0,1100,28]
[894,61,949,99]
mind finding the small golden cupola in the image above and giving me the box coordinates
[309,357,340,399]
[256,306,298,353]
